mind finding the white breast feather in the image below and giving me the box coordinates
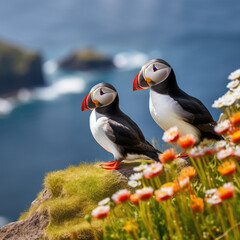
[149,90,200,141]
[90,110,122,160]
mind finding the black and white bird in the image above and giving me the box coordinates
[81,82,160,169]
[133,59,222,143]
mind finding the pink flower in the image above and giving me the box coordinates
[204,146,215,155]
[155,186,174,201]
[189,146,204,158]
[214,120,231,135]
[217,182,234,200]
[136,187,153,200]
[162,126,180,143]
[112,189,131,204]
[92,205,110,219]
[234,147,240,159]
[217,148,234,160]
[143,162,163,179]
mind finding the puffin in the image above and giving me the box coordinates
[81,82,161,170]
[133,59,223,143]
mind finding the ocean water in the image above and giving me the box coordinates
[0,0,240,223]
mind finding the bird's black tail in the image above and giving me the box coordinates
[144,151,160,162]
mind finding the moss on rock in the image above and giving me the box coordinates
[18,162,128,240]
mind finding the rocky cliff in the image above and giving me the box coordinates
[59,48,114,71]
[0,40,45,96]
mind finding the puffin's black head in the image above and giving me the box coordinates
[133,59,172,91]
[81,83,118,111]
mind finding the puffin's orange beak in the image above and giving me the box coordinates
[81,92,97,111]
[81,93,91,111]
[133,71,144,91]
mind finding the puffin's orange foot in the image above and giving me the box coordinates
[177,151,188,158]
[100,161,116,167]
[101,161,120,170]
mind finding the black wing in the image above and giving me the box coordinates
[104,117,160,153]
[171,91,222,140]
[171,91,214,125]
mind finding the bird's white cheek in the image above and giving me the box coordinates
[151,68,171,83]
[99,92,117,106]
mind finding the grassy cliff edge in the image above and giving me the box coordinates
[19,162,129,240]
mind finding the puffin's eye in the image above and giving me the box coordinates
[153,64,158,72]
[100,88,104,95]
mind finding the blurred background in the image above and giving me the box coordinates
[0,0,240,225]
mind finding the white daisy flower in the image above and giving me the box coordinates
[233,85,240,94]
[228,69,240,81]
[214,120,231,134]
[205,188,217,198]
[217,147,234,160]
[129,172,143,181]
[221,92,237,106]
[227,80,239,89]
[98,197,110,206]
[206,194,222,205]
[224,97,235,106]
[212,97,225,108]
[189,146,204,158]
[215,140,227,151]
[133,164,148,172]
[128,180,138,188]
[162,126,180,142]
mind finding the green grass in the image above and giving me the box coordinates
[19,162,128,240]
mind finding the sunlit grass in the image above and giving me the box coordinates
[19,162,128,240]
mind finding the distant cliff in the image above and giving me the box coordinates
[0,40,45,96]
[59,48,114,71]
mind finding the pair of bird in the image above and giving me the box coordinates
[81,59,222,170]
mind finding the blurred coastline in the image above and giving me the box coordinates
[0,0,240,223]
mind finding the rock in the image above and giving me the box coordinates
[0,40,45,96]
[0,210,49,240]
[59,48,114,71]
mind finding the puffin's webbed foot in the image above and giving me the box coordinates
[177,151,188,158]
[100,160,116,167]
[101,160,120,170]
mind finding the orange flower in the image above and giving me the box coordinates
[230,111,240,126]
[180,166,196,179]
[130,193,140,205]
[217,182,234,200]
[218,161,236,176]
[177,134,196,148]
[190,195,204,212]
[175,176,190,189]
[231,129,240,143]
[124,219,138,232]
[159,148,176,163]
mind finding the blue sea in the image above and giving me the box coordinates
[0,0,240,224]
